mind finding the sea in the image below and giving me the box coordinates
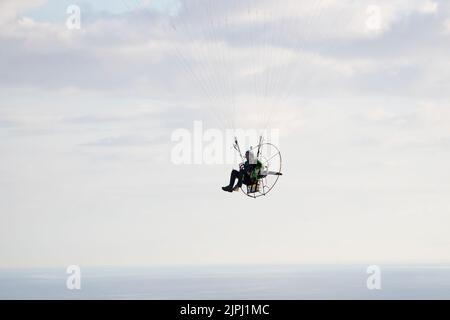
[1,265,449,299]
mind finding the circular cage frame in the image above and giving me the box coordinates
[240,143,282,199]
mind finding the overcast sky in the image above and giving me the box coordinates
[1,0,450,268]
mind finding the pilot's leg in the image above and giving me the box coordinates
[223,170,240,192]
[235,169,245,188]
[229,169,240,188]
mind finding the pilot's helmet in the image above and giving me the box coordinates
[246,150,256,164]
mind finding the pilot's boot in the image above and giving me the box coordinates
[222,186,233,192]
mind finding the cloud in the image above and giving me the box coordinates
[0,119,15,128]
[81,135,163,147]
[0,0,45,25]
[0,0,448,102]
[2,0,450,268]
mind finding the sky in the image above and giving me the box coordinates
[1,0,450,268]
